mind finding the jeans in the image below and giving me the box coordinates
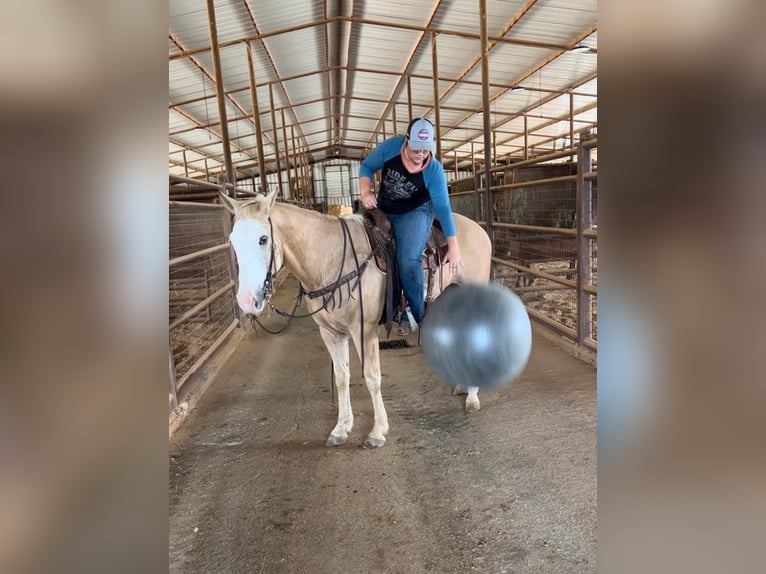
[388,201,435,324]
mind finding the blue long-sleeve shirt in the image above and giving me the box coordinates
[359,136,456,236]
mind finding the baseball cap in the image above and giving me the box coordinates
[406,118,436,153]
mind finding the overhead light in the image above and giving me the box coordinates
[510,86,525,92]
[570,44,593,54]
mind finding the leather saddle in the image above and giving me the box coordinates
[360,208,448,334]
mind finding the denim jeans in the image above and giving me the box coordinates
[388,201,435,324]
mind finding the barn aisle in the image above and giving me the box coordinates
[169,275,596,574]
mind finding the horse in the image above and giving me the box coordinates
[220,189,492,448]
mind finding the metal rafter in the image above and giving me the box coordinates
[242,0,311,158]
[364,0,445,148]
[169,3,598,179]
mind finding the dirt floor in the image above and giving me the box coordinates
[169,277,596,574]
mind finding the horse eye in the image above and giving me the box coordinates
[259,235,268,246]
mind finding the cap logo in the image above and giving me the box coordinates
[417,128,430,140]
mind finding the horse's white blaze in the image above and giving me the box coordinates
[229,219,272,315]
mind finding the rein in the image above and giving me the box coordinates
[253,215,374,358]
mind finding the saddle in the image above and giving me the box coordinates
[361,208,448,335]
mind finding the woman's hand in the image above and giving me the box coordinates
[361,189,377,209]
[443,236,463,276]
[359,176,377,209]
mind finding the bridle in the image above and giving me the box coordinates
[244,212,375,339]
[232,202,377,379]
[261,216,276,302]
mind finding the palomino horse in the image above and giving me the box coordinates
[221,190,492,448]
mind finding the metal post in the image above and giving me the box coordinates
[473,161,482,222]
[281,109,292,199]
[291,126,299,198]
[454,150,459,179]
[576,138,594,345]
[269,83,284,196]
[406,75,413,120]
[168,346,179,411]
[569,92,575,149]
[525,115,531,159]
[205,0,235,190]
[246,42,268,193]
[392,104,398,135]
[431,31,442,159]
[479,0,495,246]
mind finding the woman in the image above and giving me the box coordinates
[359,117,463,336]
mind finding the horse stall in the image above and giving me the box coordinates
[168,177,242,424]
[449,139,598,351]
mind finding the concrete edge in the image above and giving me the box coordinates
[169,328,246,439]
[531,322,597,367]
[169,269,293,438]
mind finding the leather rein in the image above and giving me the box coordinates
[251,213,377,378]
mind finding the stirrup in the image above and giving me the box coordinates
[394,321,418,337]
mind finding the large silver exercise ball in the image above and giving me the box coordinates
[421,282,532,390]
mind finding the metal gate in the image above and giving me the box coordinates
[168,199,239,411]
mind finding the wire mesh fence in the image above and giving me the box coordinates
[448,141,597,350]
[169,202,238,398]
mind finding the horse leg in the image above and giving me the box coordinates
[350,326,388,448]
[318,327,354,446]
[452,385,481,412]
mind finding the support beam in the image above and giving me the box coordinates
[269,83,284,196]
[392,104,397,135]
[246,41,268,193]
[431,32,442,158]
[524,115,528,159]
[291,125,298,198]
[281,108,293,198]
[479,0,495,246]
[205,0,234,189]
[407,75,412,121]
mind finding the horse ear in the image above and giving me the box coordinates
[264,187,278,210]
[219,192,239,214]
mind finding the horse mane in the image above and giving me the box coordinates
[342,213,364,225]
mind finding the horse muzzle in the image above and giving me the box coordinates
[237,288,268,316]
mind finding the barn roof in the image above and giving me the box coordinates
[169,0,597,182]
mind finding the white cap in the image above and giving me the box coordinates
[406,118,436,153]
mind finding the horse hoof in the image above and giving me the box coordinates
[363,436,386,449]
[326,433,348,446]
[465,399,481,412]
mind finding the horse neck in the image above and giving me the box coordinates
[272,204,359,292]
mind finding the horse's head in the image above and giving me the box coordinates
[220,189,282,316]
